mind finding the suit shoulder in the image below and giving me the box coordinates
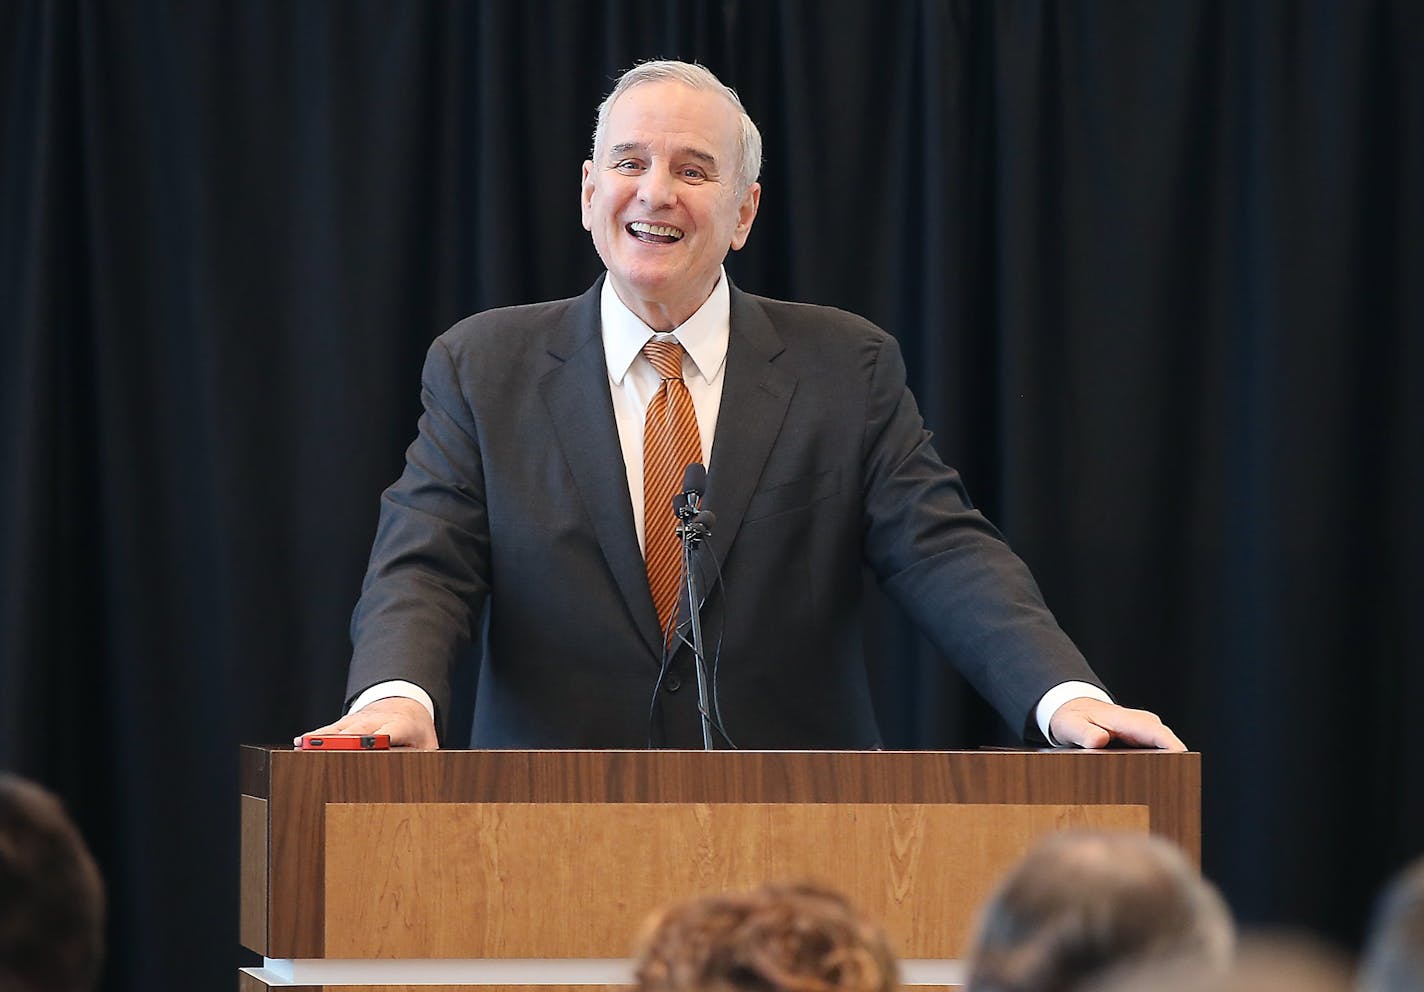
[744,293,894,346]
[434,294,584,357]
[740,294,902,374]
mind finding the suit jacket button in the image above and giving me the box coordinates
[665,676,681,692]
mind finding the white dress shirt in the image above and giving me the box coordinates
[599,269,728,554]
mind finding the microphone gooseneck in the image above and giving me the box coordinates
[676,463,713,749]
[649,462,733,750]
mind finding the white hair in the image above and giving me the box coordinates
[590,59,763,196]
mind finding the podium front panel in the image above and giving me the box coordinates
[239,747,1199,989]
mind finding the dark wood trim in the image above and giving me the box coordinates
[240,745,272,799]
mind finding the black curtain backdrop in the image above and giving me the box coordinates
[2,2,1422,989]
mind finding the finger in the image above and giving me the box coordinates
[368,714,438,750]
[1131,720,1186,751]
[1056,715,1112,749]
[293,713,387,746]
[293,721,343,746]
[1096,707,1187,751]
[1127,721,1186,751]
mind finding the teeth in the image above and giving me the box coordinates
[629,221,684,239]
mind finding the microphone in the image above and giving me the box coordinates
[675,463,707,520]
[682,462,707,495]
[685,509,715,540]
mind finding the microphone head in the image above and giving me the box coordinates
[681,462,707,496]
[691,509,716,532]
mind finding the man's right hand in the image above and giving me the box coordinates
[294,696,439,750]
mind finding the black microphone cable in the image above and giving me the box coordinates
[701,549,735,748]
[646,544,723,748]
[677,567,734,748]
[669,526,735,748]
[646,630,676,748]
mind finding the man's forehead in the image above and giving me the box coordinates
[602,82,739,145]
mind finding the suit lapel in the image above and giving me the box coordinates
[539,279,664,659]
[702,287,796,581]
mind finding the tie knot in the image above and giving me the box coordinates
[643,340,686,381]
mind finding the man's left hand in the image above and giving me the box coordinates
[1048,697,1186,750]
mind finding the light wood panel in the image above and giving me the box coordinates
[323,801,1146,958]
[241,795,268,954]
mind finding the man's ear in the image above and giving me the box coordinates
[580,160,595,232]
[730,182,761,251]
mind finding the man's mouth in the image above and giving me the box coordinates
[627,221,684,244]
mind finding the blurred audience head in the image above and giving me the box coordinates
[1360,856,1424,992]
[964,830,1234,992]
[0,773,106,992]
[635,881,899,992]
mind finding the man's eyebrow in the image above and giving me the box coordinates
[680,147,718,168]
[608,141,648,157]
[606,142,720,170]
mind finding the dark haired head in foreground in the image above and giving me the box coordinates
[1361,856,1424,992]
[635,882,899,992]
[965,831,1233,992]
[0,774,106,992]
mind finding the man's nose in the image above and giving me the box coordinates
[638,166,676,208]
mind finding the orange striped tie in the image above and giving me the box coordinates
[642,340,703,639]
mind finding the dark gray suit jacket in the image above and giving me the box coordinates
[346,276,1103,747]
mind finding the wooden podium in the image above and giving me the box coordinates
[239,747,1199,991]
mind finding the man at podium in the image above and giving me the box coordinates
[301,60,1183,754]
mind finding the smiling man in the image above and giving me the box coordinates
[305,60,1182,753]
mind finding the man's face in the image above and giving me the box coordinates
[581,80,760,329]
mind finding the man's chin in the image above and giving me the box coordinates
[608,266,687,300]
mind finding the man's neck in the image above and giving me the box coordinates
[606,275,720,332]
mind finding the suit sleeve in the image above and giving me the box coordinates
[344,336,491,739]
[858,333,1105,739]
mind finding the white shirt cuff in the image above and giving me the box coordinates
[348,680,436,723]
[1036,681,1113,745]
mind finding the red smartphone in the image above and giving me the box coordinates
[298,733,391,750]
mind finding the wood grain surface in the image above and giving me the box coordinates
[240,746,1199,960]
[322,800,1146,958]
[240,795,268,954]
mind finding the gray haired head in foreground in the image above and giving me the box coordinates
[1360,856,1424,992]
[965,830,1234,992]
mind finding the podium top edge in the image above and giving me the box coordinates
[242,744,1200,756]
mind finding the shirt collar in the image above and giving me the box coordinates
[601,269,731,386]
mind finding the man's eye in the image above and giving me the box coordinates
[681,168,707,181]
[614,159,644,172]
